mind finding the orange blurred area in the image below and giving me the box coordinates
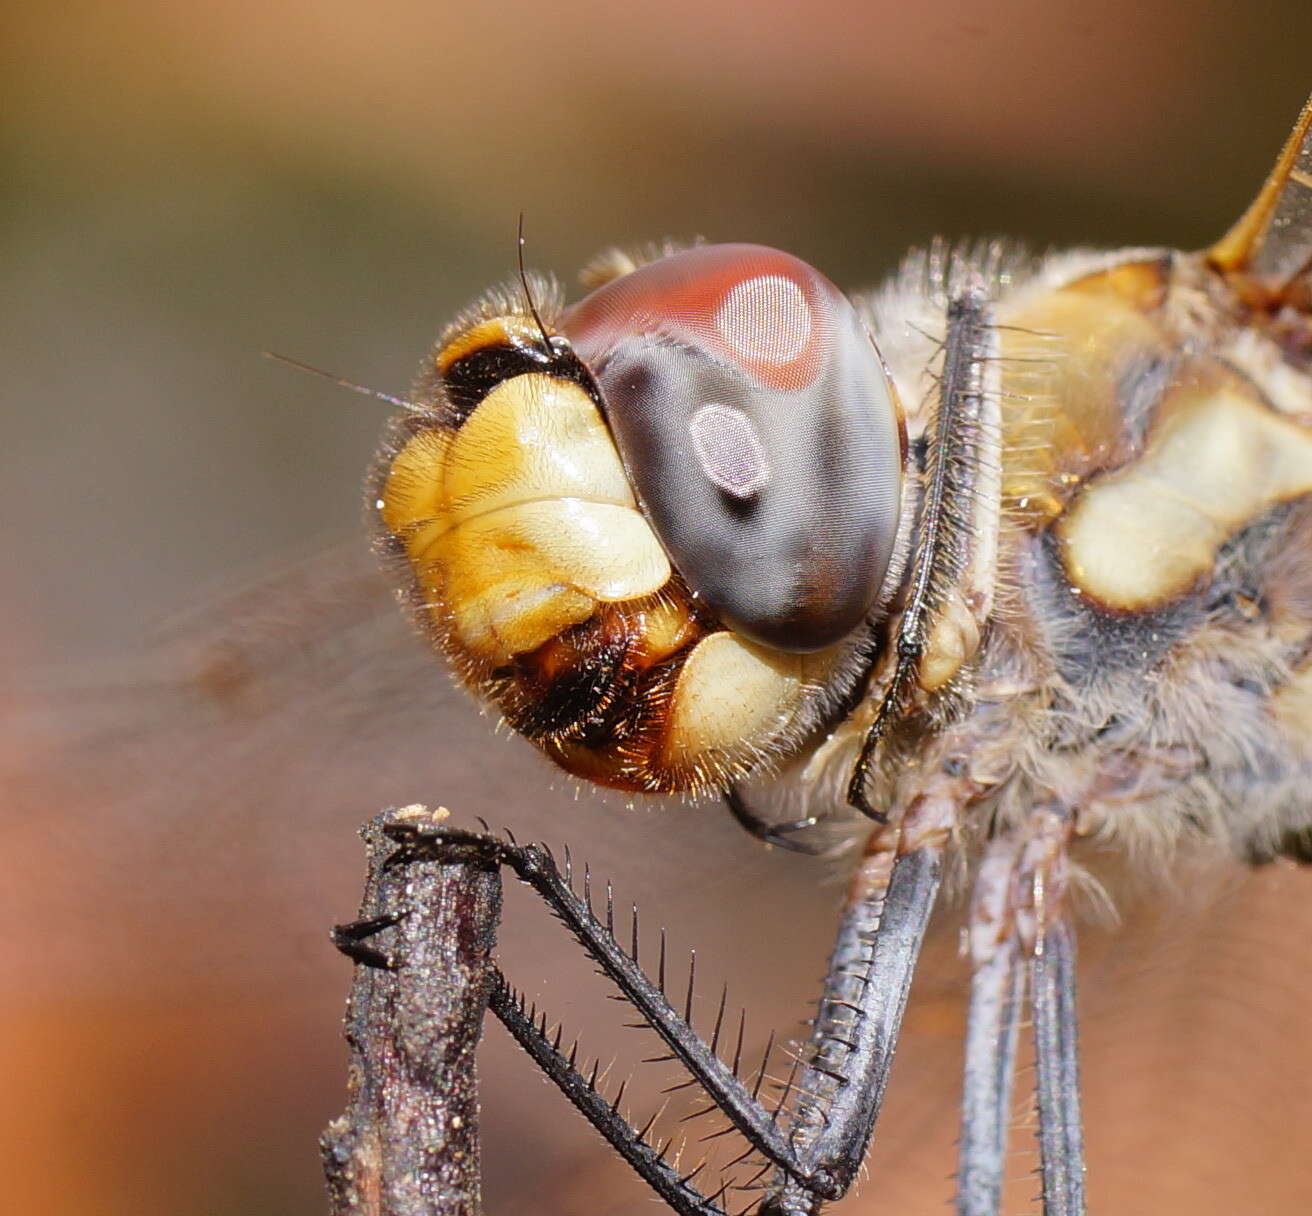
[4,3,1312,1214]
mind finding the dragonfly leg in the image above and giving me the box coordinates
[954,806,1087,1216]
[955,837,1025,1216]
[1032,918,1086,1216]
[724,784,823,854]
[1011,805,1087,1216]
[330,909,407,969]
[758,785,956,1215]
[382,789,956,1216]
[381,818,815,1187]
[489,968,736,1216]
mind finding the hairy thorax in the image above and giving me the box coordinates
[830,242,1312,879]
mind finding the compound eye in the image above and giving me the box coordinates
[563,244,903,653]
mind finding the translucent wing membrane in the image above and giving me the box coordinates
[1210,95,1312,299]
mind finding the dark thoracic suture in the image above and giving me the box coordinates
[846,293,994,819]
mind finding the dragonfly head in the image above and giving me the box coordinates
[373,243,905,794]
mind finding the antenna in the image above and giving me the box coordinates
[517,213,555,354]
[263,351,414,411]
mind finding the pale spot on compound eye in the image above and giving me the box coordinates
[688,402,770,498]
[714,275,811,364]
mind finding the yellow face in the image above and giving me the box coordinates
[373,245,905,795]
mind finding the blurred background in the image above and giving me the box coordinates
[4,2,1312,1213]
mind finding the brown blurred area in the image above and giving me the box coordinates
[3,3,1312,1213]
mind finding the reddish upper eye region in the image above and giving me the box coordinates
[564,244,833,392]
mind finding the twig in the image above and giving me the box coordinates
[321,807,503,1215]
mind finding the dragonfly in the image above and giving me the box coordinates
[10,95,1311,1216]
[354,93,1312,1216]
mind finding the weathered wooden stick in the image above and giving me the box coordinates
[322,807,502,1216]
